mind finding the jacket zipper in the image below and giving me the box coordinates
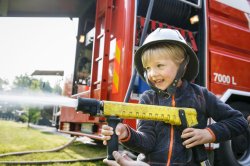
[166,95,176,166]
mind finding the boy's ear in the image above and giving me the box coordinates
[143,71,148,79]
[143,71,150,85]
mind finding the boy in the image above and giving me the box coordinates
[102,28,248,166]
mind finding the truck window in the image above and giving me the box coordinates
[76,49,92,85]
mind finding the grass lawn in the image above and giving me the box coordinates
[0,120,106,166]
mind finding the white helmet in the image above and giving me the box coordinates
[134,28,199,97]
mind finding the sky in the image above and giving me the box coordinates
[0,17,78,87]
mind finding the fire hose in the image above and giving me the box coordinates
[76,97,211,165]
[0,136,77,158]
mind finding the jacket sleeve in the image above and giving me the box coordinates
[203,88,248,143]
[120,91,157,153]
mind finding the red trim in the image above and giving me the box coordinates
[179,29,186,38]
[158,22,163,28]
[166,125,174,166]
[171,95,176,107]
[140,17,145,27]
[151,20,156,31]
[166,95,176,166]
[188,31,198,51]
[206,128,216,142]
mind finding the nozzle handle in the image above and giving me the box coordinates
[193,144,208,163]
[107,116,121,160]
[179,109,208,163]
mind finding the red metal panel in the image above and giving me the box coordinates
[209,0,249,28]
[90,0,113,100]
[60,108,75,121]
[123,119,136,129]
[61,0,137,131]
[207,0,250,94]
[209,50,250,95]
[108,0,136,102]
[209,18,250,54]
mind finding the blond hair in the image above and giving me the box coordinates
[141,43,185,67]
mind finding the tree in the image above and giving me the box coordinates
[12,74,32,90]
[30,79,42,91]
[10,74,56,126]
[40,81,53,93]
[53,83,62,94]
[0,78,9,90]
[12,74,54,93]
[27,107,41,127]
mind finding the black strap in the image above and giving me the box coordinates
[144,55,190,98]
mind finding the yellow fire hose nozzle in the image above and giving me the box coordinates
[103,101,198,127]
[76,97,199,160]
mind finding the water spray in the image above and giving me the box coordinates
[0,94,78,108]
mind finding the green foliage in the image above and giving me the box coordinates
[30,79,42,91]
[19,113,28,122]
[41,106,54,120]
[28,107,41,124]
[13,74,32,90]
[41,80,53,93]
[12,74,54,93]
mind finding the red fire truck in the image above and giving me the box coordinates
[58,0,250,165]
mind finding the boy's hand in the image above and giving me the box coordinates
[103,151,149,166]
[247,115,250,127]
[101,123,128,145]
[181,128,213,148]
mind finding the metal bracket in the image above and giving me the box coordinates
[178,0,202,9]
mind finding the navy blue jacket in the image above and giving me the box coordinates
[121,80,248,166]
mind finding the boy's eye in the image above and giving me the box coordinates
[144,67,150,71]
[157,64,164,68]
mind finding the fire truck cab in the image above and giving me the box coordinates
[2,0,249,165]
[60,0,250,165]
[57,0,250,165]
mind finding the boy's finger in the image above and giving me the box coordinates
[103,158,119,166]
[181,131,194,139]
[182,128,194,134]
[102,135,111,141]
[183,136,196,147]
[122,154,133,161]
[101,129,114,136]
[113,151,121,159]
[113,151,124,164]
[103,125,113,131]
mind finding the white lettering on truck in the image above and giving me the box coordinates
[213,72,237,85]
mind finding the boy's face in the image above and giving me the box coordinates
[144,55,179,91]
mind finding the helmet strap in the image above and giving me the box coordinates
[143,55,190,99]
[165,55,189,96]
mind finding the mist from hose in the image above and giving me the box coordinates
[0,93,78,108]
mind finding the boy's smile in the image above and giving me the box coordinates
[144,55,179,91]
